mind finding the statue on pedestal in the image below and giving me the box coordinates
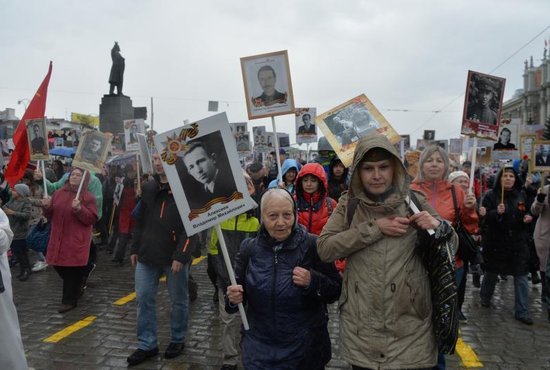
[109,42,125,95]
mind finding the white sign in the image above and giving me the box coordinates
[137,133,153,174]
[154,113,257,236]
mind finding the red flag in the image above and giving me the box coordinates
[5,62,53,187]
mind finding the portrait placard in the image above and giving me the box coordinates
[124,119,145,152]
[295,108,317,144]
[73,131,112,173]
[400,135,411,151]
[241,50,295,120]
[137,133,153,174]
[315,94,400,167]
[252,126,268,152]
[519,135,536,160]
[26,118,49,160]
[531,141,550,172]
[236,132,251,153]
[493,118,519,151]
[154,113,257,236]
[449,138,463,155]
[461,70,506,140]
[423,130,435,141]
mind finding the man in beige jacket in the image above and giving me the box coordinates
[317,134,454,369]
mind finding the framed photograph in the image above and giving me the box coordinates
[26,118,49,160]
[423,130,435,141]
[531,141,550,172]
[315,94,400,167]
[154,112,257,236]
[241,50,295,120]
[123,119,145,152]
[449,138,463,155]
[493,118,519,151]
[295,108,317,144]
[434,139,448,151]
[236,132,251,152]
[73,131,112,173]
[519,135,536,160]
[400,135,411,151]
[461,70,506,140]
[232,122,247,135]
[137,133,153,174]
[253,126,268,152]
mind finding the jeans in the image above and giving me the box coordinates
[480,272,529,318]
[135,261,189,350]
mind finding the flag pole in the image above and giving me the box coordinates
[41,160,48,198]
[271,117,283,185]
[75,170,87,199]
[468,137,478,195]
[215,224,249,330]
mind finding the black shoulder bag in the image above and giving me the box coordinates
[450,186,483,265]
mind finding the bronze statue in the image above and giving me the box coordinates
[109,42,125,95]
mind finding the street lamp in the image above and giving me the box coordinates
[17,98,30,111]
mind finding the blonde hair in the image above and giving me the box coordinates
[415,145,450,181]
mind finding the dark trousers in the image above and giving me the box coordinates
[352,366,433,370]
[53,266,86,306]
[11,239,31,270]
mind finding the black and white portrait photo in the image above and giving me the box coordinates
[137,133,153,174]
[241,50,295,120]
[154,113,257,235]
[295,108,317,144]
[175,133,237,212]
[533,141,550,170]
[73,131,112,173]
[124,119,144,151]
[236,133,251,152]
[423,130,435,141]
[461,70,506,140]
[26,118,49,160]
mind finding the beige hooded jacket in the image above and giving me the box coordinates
[317,134,439,369]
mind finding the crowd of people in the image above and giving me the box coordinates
[2,133,550,370]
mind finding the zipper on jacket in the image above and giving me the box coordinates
[272,248,279,332]
[308,200,313,232]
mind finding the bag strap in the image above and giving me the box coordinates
[326,197,333,217]
[450,185,462,227]
[346,197,359,228]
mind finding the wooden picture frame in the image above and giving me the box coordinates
[531,140,550,172]
[240,50,295,120]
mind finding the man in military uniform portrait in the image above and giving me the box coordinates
[30,124,46,154]
[81,136,104,165]
[466,76,500,125]
[252,65,287,107]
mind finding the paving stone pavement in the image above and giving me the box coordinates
[10,247,550,369]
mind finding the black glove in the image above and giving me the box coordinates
[537,193,547,203]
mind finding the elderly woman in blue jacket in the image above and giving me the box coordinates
[227,188,341,369]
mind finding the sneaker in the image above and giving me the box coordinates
[531,272,541,285]
[57,304,76,314]
[515,316,534,325]
[164,342,184,359]
[32,261,48,272]
[127,347,159,366]
[472,274,481,288]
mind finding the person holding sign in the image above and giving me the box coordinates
[42,168,98,313]
[317,135,454,369]
[226,188,341,369]
[127,151,199,366]
[479,166,534,325]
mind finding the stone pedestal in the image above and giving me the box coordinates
[99,95,134,134]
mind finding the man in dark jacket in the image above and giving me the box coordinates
[127,152,198,366]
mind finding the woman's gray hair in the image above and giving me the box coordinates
[415,144,450,181]
[260,188,294,212]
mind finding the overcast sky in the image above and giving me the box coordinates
[1,0,549,148]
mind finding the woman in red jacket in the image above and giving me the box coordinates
[295,163,337,236]
[43,167,98,313]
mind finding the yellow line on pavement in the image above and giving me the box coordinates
[43,316,96,343]
[192,256,206,265]
[114,292,136,306]
[113,256,206,306]
[456,337,483,368]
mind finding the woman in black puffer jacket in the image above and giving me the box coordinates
[227,188,342,369]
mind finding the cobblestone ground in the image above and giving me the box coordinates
[10,247,550,369]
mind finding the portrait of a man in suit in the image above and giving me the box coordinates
[298,113,316,135]
[177,138,237,212]
[535,144,550,166]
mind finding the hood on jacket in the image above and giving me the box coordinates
[493,165,523,192]
[281,159,299,179]
[328,156,348,182]
[258,188,300,244]
[349,134,409,201]
[295,162,328,199]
